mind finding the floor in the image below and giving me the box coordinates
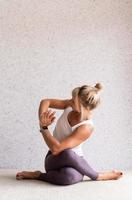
[0,169,132,200]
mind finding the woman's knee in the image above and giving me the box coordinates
[60,149,75,160]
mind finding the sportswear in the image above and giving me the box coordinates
[53,106,94,156]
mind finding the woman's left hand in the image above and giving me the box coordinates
[39,109,56,127]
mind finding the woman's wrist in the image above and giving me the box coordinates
[40,125,49,133]
[42,125,48,129]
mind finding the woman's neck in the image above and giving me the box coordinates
[68,98,92,120]
[80,105,93,120]
[73,109,92,121]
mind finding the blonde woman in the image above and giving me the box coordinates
[16,83,123,185]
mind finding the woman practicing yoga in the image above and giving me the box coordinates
[16,83,123,185]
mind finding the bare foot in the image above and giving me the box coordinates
[16,170,42,180]
[97,170,123,181]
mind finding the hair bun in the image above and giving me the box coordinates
[95,83,103,91]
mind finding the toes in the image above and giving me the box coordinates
[117,171,123,176]
[16,172,24,180]
[16,174,24,180]
[16,172,23,176]
[115,172,123,179]
[112,170,123,176]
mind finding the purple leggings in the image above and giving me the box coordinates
[36,148,99,185]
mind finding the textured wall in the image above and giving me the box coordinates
[0,0,132,171]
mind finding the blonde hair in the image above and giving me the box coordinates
[72,83,103,120]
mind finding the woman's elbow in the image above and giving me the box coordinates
[51,144,61,156]
[40,98,48,105]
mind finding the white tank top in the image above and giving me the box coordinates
[53,106,94,157]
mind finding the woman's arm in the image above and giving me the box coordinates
[54,124,94,155]
[41,125,93,155]
[38,99,50,121]
[38,98,72,121]
[40,111,93,156]
[39,98,92,155]
[40,128,60,153]
[39,108,60,152]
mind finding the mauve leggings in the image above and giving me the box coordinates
[36,148,99,185]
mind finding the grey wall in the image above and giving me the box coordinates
[0,0,132,171]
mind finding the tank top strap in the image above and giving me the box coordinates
[64,106,72,115]
[72,119,94,130]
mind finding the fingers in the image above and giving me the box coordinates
[45,110,56,118]
[51,116,56,123]
[49,110,56,118]
[40,109,56,124]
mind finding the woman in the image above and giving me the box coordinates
[16,83,123,185]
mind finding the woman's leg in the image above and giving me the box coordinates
[44,148,99,180]
[36,167,84,185]
[16,149,123,183]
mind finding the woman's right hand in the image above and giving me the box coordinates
[39,109,56,127]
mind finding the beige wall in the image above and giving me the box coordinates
[0,0,132,171]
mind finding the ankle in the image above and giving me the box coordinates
[96,172,110,181]
[96,173,104,181]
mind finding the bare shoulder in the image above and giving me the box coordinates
[74,123,94,138]
[42,98,72,110]
[53,121,94,155]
